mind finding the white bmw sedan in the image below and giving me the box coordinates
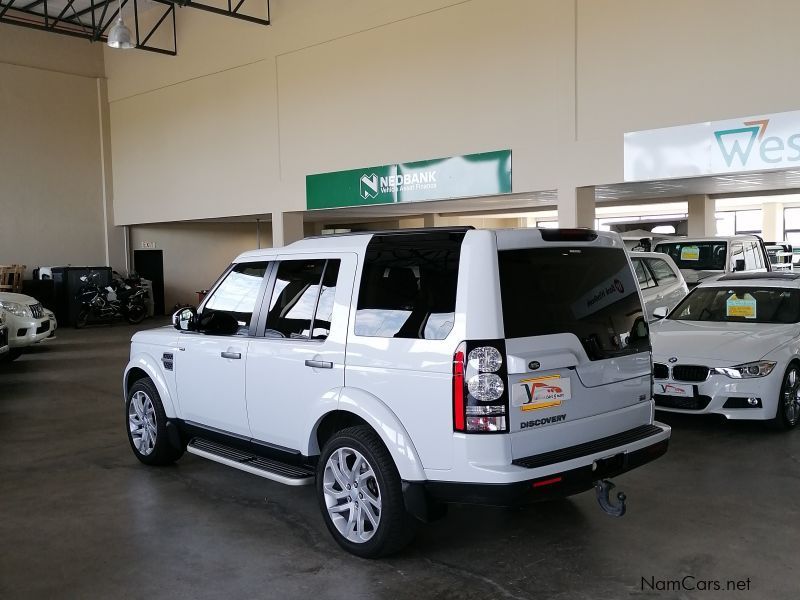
[651,273,800,429]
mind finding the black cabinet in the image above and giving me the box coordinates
[50,267,112,326]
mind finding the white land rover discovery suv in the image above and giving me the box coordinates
[124,227,671,557]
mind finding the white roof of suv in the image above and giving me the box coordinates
[657,235,762,243]
[234,227,626,263]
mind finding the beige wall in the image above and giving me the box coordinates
[0,24,104,78]
[0,25,119,276]
[103,0,800,225]
[129,222,267,309]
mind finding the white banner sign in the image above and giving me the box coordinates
[624,109,800,181]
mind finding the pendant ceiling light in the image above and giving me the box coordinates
[107,0,134,49]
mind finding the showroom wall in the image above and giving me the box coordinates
[105,0,800,225]
[0,25,124,275]
[129,222,266,309]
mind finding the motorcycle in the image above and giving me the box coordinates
[75,271,148,328]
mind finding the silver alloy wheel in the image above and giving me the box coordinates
[323,447,382,543]
[783,368,800,425]
[128,390,157,456]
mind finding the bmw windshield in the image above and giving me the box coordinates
[655,241,727,271]
[669,286,800,324]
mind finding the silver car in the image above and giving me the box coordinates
[630,251,689,321]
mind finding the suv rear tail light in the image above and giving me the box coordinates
[453,341,509,433]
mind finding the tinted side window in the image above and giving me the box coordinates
[645,258,678,284]
[743,241,764,269]
[266,260,327,339]
[203,261,268,331]
[730,243,744,271]
[311,261,340,339]
[354,232,464,339]
[633,258,656,289]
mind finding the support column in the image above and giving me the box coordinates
[97,78,127,272]
[686,194,716,237]
[762,202,783,241]
[423,213,452,228]
[557,186,595,228]
[271,211,305,247]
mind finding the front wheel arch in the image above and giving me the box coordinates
[124,357,178,418]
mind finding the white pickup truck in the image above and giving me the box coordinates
[0,292,57,362]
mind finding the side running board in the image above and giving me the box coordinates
[186,438,315,486]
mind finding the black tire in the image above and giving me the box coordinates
[771,363,800,430]
[126,304,147,324]
[125,378,184,465]
[75,309,90,329]
[316,425,416,558]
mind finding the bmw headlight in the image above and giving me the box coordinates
[713,361,777,379]
[0,301,32,318]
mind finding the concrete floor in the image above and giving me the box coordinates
[1,323,798,600]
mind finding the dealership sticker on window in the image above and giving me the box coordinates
[680,246,700,261]
[513,375,571,411]
[726,293,757,319]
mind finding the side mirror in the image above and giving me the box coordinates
[172,307,197,331]
[630,316,649,341]
[733,258,745,272]
[652,306,669,319]
[195,311,240,336]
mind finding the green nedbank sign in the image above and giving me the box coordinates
[306,150,512,210]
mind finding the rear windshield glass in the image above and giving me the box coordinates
[669,286,800,323]
[498,247,649,360]
[655,241,727,271]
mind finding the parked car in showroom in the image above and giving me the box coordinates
[653,235,770,288]
[0,291,57,361]
[650,272,800,429]
[123,227,670,557]
[764,241,793,271]
[0,312,9,360]
[629,251,688,321]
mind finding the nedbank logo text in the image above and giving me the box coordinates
[714,118,800,167]
[359,170,438,199]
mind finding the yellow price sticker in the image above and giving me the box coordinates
[680,246,700,261]
[726,294,757,319]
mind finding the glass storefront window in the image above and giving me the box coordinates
[735,209,762,234]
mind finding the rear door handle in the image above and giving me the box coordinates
[305,359,333,369]
[221,351,241,360]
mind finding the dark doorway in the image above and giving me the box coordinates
[134,250,165,316]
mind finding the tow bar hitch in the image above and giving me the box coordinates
[594,479,626,517]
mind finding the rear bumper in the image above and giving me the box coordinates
[403,424,669,514]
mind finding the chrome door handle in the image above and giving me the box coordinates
[305,359,333,369]
[221,351,241,359]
